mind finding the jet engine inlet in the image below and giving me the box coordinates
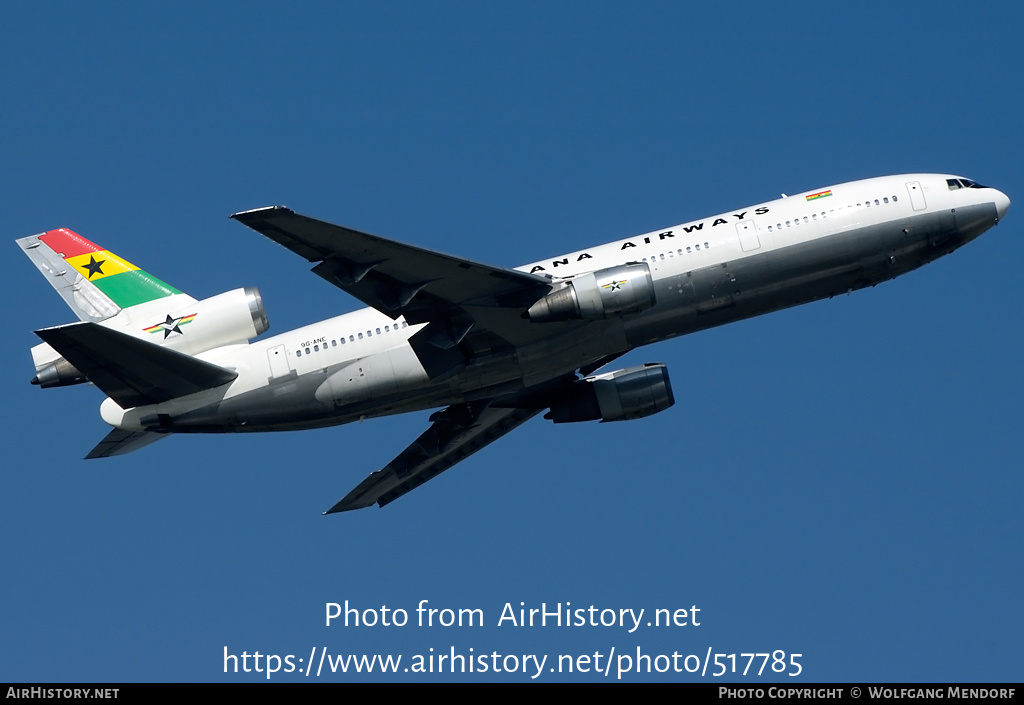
[527,263,656,322]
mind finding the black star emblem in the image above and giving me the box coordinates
[82,255,106,279]
[606,280,622,291]
[158,314,184,339]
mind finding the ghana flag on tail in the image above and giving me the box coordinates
[37,228,182,309]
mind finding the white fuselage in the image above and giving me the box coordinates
[99,174,1010,434]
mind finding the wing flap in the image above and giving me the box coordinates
[326,403,540,513]
[35,322,237,408]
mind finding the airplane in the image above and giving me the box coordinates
[17,174,1010,513]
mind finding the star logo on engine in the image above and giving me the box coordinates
[143,313,198,339]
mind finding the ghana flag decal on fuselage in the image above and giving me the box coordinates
[37,228,182,308]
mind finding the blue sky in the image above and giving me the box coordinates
[2,1,1021,682]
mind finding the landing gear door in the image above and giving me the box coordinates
[906,181,927,211]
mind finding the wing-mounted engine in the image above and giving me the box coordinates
[545,363,674,423]
[526,263,656,322]
[31,287,269,388]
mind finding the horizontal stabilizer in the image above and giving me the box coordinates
[86,428,169,458]
[326,403,540,513]
[35,322,237,409]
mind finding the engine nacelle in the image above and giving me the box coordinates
[527,263,656,322]
[545,363,674,423]
[144,286,270,356]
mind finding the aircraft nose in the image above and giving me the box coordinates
[994,189,1011,221]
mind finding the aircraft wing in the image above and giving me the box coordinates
[230,206,551,318]
[325,402,541,513]
[231,207,586,378]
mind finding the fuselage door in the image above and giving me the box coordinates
[267,344,292,381]
[906,181,927,211]
[736,220,761,252]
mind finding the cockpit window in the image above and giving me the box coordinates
[947,179,962,190]
[961,179,986,189]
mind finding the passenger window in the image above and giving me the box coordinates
[892,195,898,202]
[349,335,355,342]
[695,244,701,251]
[385,325,390,332]
[376,328,381,334]
[314,344,319,352]
[874,199,880,206]
[331,340,337,347]
[686,246,692,253]
[358,333,363,340]
[704,242,709,249]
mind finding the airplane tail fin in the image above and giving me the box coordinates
[17,228,187,322]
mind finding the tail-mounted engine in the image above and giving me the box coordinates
[545,363,674,423]
[146,286,270,356]
[526,263,656,322]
